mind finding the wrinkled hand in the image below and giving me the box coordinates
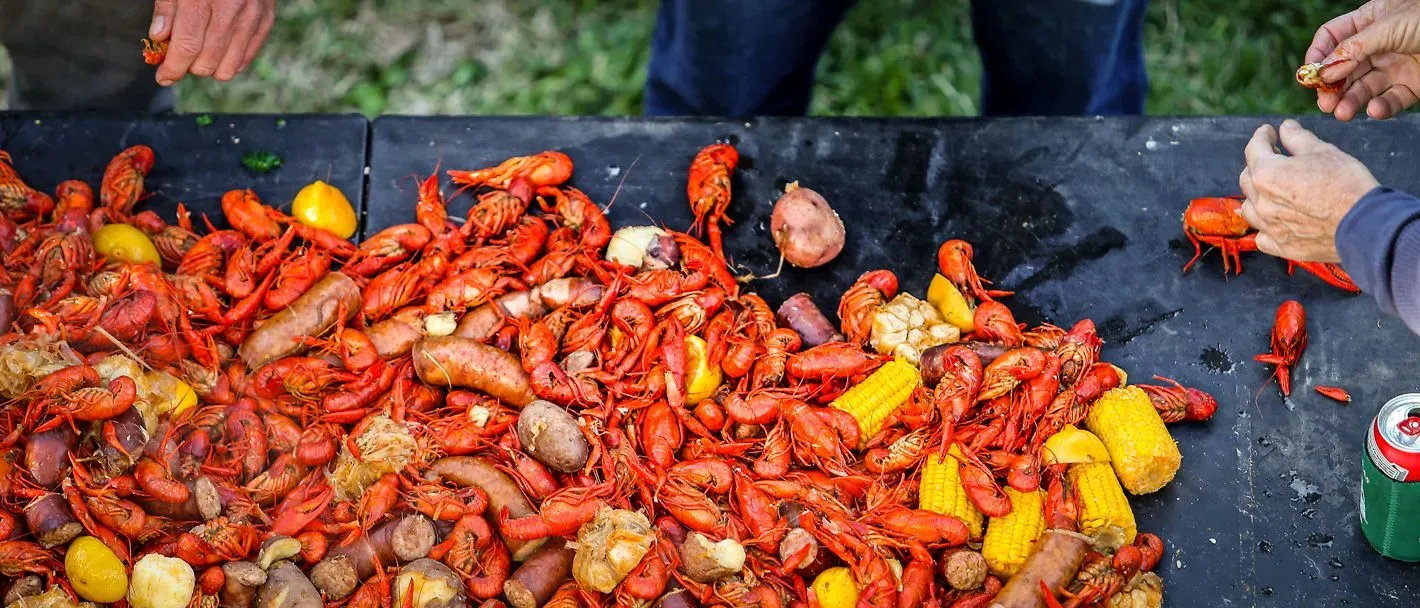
[1307,0,1420,121]
[1238,120,1379,263]
[149,0,276,86]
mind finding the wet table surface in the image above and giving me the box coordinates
[0,112,370,229]
[367,114,1420,606]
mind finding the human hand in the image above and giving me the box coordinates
[1306,0,1420,121]
[149,0,276,86]
[1238,120,1379,263]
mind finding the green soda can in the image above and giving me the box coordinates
[1361,393,1420,561]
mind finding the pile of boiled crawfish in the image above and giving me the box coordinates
[0,140,1189,608]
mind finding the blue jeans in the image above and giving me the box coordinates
[645,0,1149,117]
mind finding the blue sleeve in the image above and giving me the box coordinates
[1335,186,1420,333]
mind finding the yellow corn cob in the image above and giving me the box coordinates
[1068,461,1137,544]
[981,488,1046,577]
[1085,386,1182,495]
[830,359,919,446]
[918,447,984,539]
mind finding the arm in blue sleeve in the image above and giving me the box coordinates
[1335,187,1420,333]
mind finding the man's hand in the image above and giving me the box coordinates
[149,0,277,86]
[1307,0,1420,121]
[1238,120,1379,263]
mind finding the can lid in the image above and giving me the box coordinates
[1377,395,1420,452]
[1399,417,1420,447]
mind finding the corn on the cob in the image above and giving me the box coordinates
[1068,461,1137,544]
[1085,386,1181,494]
[831,359,919,446]
[919,448,984,539]
[981,488,1045,577]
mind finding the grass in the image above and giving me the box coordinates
[1,0,1354,116]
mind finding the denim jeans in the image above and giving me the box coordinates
[645,0,1149,117]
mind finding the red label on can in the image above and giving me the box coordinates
[1370,417,1420,482]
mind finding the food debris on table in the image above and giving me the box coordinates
[195,114,214,127]
[240,150,282,174]
[0,139,1222,607]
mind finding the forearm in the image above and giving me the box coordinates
[1336,187,1420,332]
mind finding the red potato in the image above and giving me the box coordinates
[238,272,361,369]
[25,429,75,488]
[23,493,81,548]
[771,182,845,268]
[413,336,535,407]
[987,529,1090,608]
[96,408,148,477]
[776,293,842,347]
[657,588,699,608]
[308,515,437,599]
[503,539,575,608]
[425,456,544,561]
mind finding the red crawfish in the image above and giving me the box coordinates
[838,269,898,345]
[0,151,53,219]
[1182,196,1358,292]
[937,239,1011,302]
[1296,59,1346,93]
[1255,300,1306,397]
[1316,385,1351,403]
[1137,376,1219,423]
[976,348,1046,402]
[686,142,739,260]
[1182,196,1254,275]
[448,151,573,190]
[99,145,155,216]
[142,38,168,64]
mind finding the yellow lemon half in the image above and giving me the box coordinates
[292,180,357,239]
[1042,424,1112,465]
[66,536,128,603]
[812,567,860,608]
[684,335,722,404]
[92,223,160,266]
[927,274,975,332]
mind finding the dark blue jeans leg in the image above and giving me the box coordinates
[970,0,1149,116]
[645,0,856,117]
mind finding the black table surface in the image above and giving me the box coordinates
[0,113,369,229]
[368,114,1420,606]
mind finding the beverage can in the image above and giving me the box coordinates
[1360,393,1420,561]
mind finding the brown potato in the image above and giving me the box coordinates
[255,561,322,608]
[516,401,589,473]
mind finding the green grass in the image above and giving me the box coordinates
[1,0,1353,116]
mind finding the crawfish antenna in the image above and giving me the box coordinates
[93,327,152,372]
[604,153,641,213]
